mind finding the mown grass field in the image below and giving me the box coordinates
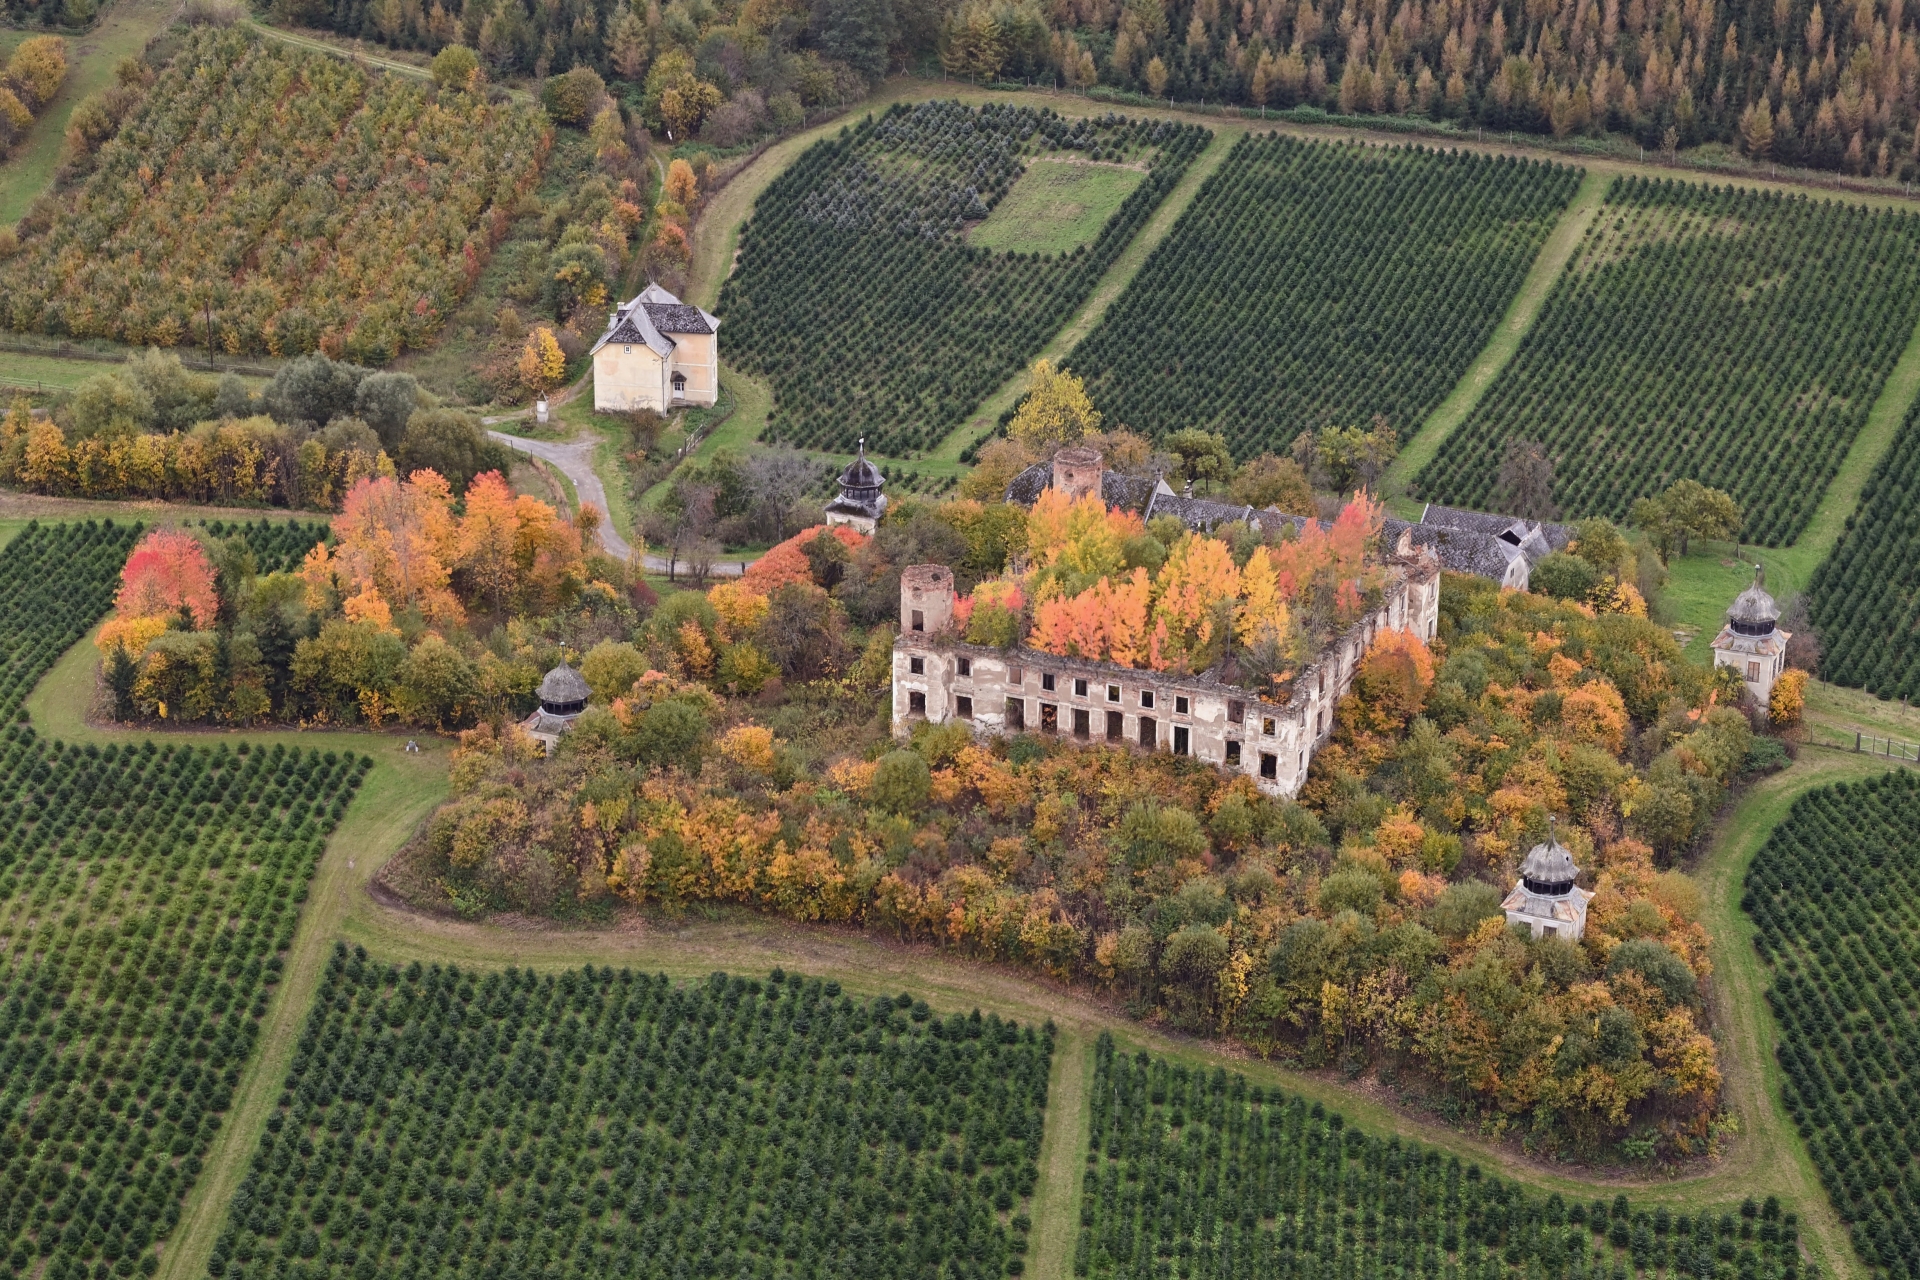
[969,158,1147,256]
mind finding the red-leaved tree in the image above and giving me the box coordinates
[115,529,218,628]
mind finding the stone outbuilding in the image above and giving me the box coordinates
[591,283,720,413]
[824,439,888,534]
[521,662,591,754]
[1502,827,1593,941]
[1710,565,1790,708]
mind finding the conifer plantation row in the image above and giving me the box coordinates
[0,29,547,364]
[0,731,369,1279]
[1805,398,1920,700]
[1077,1035,1803,1280]
[1068,136,1578,458]
[203,960,1053,1280]
[1744,771,1920,1280]
[187,521,331,577]
[720,101,1210,456]
[0,520,141,724]
[1415,178,1920,546]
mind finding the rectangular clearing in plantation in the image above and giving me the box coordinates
[968,158,1147,256]
[1066,136,1579,459]
[1412,178,1920,546]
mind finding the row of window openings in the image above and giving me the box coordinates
[908,655,1329,740]
[907,692,1288,780]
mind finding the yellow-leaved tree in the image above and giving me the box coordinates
[518,327,566,394]
[1009,359,1101,451]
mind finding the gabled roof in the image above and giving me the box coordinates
[1419,503,1572,564]
[590,284,720,356]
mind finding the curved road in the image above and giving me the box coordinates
[487,429,753,577]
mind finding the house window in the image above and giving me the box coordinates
[1297,751,1305,775]
[1073,678,1089,698]
[909,691,926,715]
[911,609,925,632]
[1316,710,1324,734]
[1008,665,1023,685]
[956,696,973,719]
[1139,690,1154,709]
[1228,700,1245,724]
[1174,695,1190,716]
[1106,710,1124,741]
[1746,660,1761,681]
[1073,708,1090,738]
[1006,699,1026,729]
[1260,752,1278,780]
[1042,673,1056,692]
[909,656,924,675]
[1107,684,1121,703]
[957,657,971,677]
[672,372,687,394]
[1139,717,1156,749]
[622,345,632,354]
[1040,703,1058,734]
[1262,717,1276,736]
[1225,740,1241,766]
[1173,726,1190,756]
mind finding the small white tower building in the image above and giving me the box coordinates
[1710,565,1790,708]
[1502,824,1593,941]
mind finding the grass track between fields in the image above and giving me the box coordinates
[0,0,174,226]
[1027,1031,1093,1280]
[1386,168,1610,497]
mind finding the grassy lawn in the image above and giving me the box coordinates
[1659,540,1804,659]
[551,392,640,545]
[0,347,273,393]
[0,0,175,226]
[968,157,1147,255]
[1386,168,1610,498]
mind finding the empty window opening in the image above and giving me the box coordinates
[1139,690,1155,709]
[1107,684,1121,703]
[1262,716,1276,736]
[1042,673,1056,692]
[1172,726,1190,756]
[910,609,925,632]
[1073,708,1090,738]
[1260,752,1278,780]
[909,656,924,675]
[957,657,971,677]
[1174,695,1190,715]
[1073,678,1089,698]
[1225,740,1241,765]
[1228,700,1245,724]
[1040,703,1058,734]
[908,691,926,716]
[956,696,973,720]
[1106,710,1124,741]
[1005,699,1025,730]
[1139,717,1156,749]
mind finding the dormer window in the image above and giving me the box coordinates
[1498,528,1523,546]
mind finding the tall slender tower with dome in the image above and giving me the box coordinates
[824,439,887,534]
[1710,565,1790,708]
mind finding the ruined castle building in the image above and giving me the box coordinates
[891,551,1440,798]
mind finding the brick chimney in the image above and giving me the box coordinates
[900,564,955,636]
[1051,446,1104,503]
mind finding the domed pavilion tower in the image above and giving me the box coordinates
[521,662,591,754]
[1502,823,1593,941]
[824,439,887,534]
[1710,564,1790,708]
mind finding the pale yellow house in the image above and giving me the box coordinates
[590,284,721,412]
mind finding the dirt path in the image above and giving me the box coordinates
[1027,1030,1092,1280]
[1387,167,1610,497]
[487,430,634,558]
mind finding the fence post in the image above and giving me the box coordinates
[1856,731,1862,752]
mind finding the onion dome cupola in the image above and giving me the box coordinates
[823,437,888,531]
[1726,563,1780,637]
[537,663,591,718]
[1518,823,1580,897]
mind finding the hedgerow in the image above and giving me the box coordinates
[0,28,547,363]
[720,100,1210,456]
[1076,1034,1804,1280]
[1806,397,1920,698]
[1415,178,1920,546]
[202,958,1052,1280]
[0,729,369,1278]
[0,519,141,724]
[1067,135,1578,458]
[1744,771,1920,1280]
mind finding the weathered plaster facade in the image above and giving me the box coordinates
[590,284,721,413]
[890,550,1440,797]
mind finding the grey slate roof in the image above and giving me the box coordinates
[1419,504,1572,562]
[1004,463,1166,515]
[1520,834,1580,892]
[589,284,720,357]
[642,302,712,334]
[1728,567,1780,627]
[826,440,887,522]
[538,663,591,707]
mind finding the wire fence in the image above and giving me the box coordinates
[1808,724,1920,764]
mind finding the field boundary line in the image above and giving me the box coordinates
[1028,1030,1092,1280]
[1787,305,1920,566]
[929,125,1238,464]
[1386,167,1608,496]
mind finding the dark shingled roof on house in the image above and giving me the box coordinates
[1004,463,1161,516]
[643,303,713,334]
